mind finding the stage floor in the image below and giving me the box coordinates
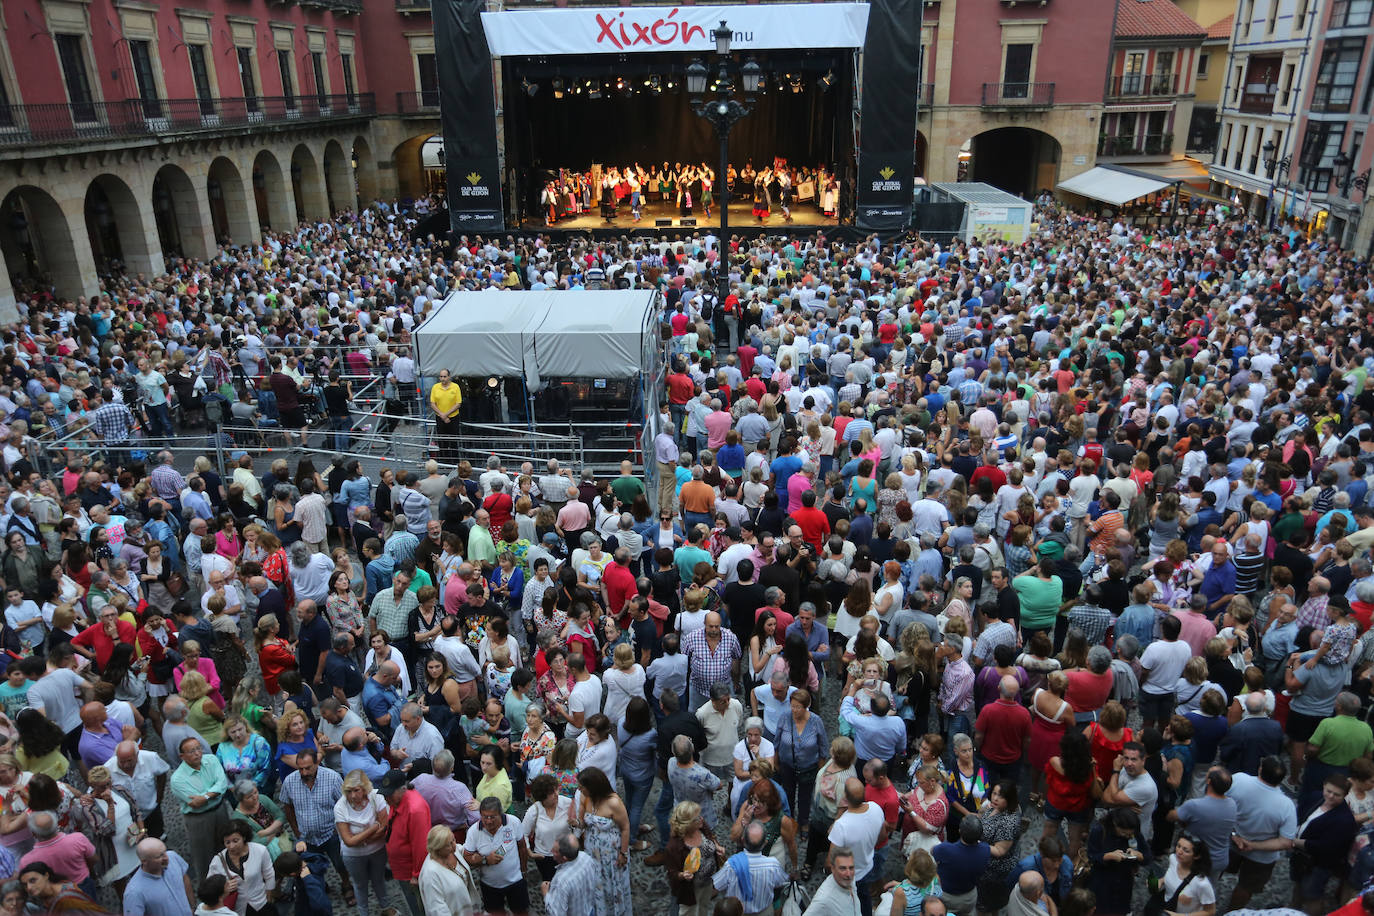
[531,198,836,231]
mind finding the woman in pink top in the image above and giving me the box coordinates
[171,640,225,708]
[215,516,243,560]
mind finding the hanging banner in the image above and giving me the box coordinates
[436,0,506,233]
[854,0,917,231]
[479,4,870,57]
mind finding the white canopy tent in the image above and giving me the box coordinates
[1056,165,1176,207]
[413,289,661,390]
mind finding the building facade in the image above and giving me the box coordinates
[918,0,1116,197]
[1286,0,1374,249]
[0,0,442,319]
[1099,0,1207,165]
[1207,0,1324,216]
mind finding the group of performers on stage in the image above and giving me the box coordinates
[538,159,839,225]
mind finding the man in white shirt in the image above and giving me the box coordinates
[564,653,602,739]
[107,739,170,839]
[696,684,744,780]
[827,778,886,894]
[1101,741,1158,841]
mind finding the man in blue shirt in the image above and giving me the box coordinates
[784,603,830,674]
[1198,543,1236,615]
[770,441,803,500]
[839,684,906,767]
[1182,492,1225,553]
[361,661,403,740]
[933,817,991,915]
[123,839,194,916]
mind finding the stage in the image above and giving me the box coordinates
[528,196,837,231]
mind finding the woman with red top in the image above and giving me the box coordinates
[1084,701,1132,785]
[1042,730,1100,860]
[254,613,297,697]
[63,542,93,595]
[136,607,178,727]
[1028,671,1073,808]
[537,646,576,739]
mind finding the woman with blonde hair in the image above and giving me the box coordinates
[419,823,479,916]
[602,642,646,724]
[254,613,297,700]
[207,593,249,700]
[274,707,318,780]
[178,670,225,748]
[882,847,942,915]
[663,800,723,916]
[335,769,393,916]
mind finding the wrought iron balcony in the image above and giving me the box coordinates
[1108,73,1179,98]
[1098,133,1173,157]
[396,90,442,115]
[0,93,375,148]
[980,82,1055,108]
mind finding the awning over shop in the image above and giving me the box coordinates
[1056,166,1175,206]
[1130,157,1211,189]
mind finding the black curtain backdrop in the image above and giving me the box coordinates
[435,0,505,231]
[855,0,918,230]
[512,85,840,170]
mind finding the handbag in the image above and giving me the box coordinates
[1142,870,1197,916]
[778,879,811,916]
[218,851,240,911]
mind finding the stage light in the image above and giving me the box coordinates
[665,77,676,90]
[615,76,625,90]
[788,73,802,93]
[553,77,565,99]
[819,69,834,89]
[522,77,538,97]
[589,79,602,99]
[649,75,662,94]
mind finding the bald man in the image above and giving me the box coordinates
[123,837,195,916]
[974,674,1032,786]
[107,739,170,839]
[78,700,137,774]
[340,725,389,781]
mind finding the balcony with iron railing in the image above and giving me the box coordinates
[0,93,375,149]
[299,0,363,12]
[1237,86,1279,114]
[1108,73,1180,99]
[1098,133,1173,158]
[981,82,1055,108]
[396,90,441,115]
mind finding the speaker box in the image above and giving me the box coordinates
[654,219,673,227]
[680,218,697,226]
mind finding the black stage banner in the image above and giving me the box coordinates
[435,0,506,233]
[855,0,917,231]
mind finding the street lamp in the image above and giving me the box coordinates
[1262,139,1291,179]
[1335,149,1370,198]
[688,20,762,309]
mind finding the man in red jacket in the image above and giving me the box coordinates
[380,768,432,916]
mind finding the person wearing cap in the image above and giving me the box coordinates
[379,768,432,916]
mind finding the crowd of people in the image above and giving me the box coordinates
[538,161,839,224]
[0,191,1367,916]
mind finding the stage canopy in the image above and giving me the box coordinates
[413,289,660,388]
[1056,165,1177,207]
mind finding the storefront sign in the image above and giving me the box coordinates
[480,4,871,56]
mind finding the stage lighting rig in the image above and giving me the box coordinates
[819,69,835,90]
[522,77,538,96]
[552,77,565,99]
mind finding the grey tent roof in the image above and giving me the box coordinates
[414,290,657,384]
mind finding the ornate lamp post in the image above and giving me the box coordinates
[686,21,763,308]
